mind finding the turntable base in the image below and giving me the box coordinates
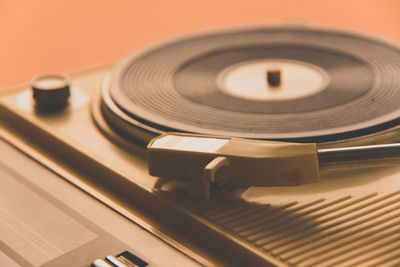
[2,63,400,266]
[2,24,400,266]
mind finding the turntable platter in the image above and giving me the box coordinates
[103,27,400,143]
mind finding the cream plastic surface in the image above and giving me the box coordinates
[3,64,400,266]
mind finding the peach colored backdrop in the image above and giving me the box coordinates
[1,0,399,90]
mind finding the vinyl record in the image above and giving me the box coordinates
[104,26,400,143]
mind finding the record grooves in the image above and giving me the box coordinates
[104,27,400,143]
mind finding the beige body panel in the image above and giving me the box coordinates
[1,65,400,266]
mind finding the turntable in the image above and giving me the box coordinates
[1,25,400,266]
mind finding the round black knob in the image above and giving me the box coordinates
[31,74,70,109]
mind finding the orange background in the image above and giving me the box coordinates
[1,0,400,90]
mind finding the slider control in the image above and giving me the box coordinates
[91,251,148,267]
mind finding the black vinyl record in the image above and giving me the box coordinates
[105,26,400,143]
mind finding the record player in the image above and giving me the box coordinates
[1,24,400,266]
